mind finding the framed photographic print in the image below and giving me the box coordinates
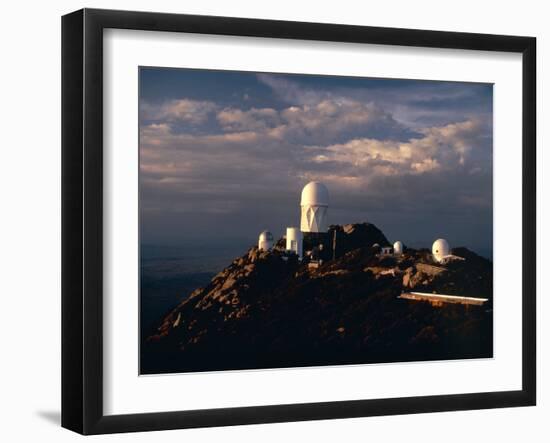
[62,8,536,435]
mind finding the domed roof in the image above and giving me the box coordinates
[432,238,450,262]
[258,230,273,242]
[300,181,329,206]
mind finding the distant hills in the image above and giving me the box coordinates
[141,223,493,374]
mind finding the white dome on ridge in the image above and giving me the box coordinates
[258,231,273,242]
[300,181,329,207]
[258,230,274,251]
[393,241,403,255]
[432,238,450,263]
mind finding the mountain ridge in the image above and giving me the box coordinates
[141,222,493,374]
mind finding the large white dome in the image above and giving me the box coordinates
[432,238,450,263]
[300,181,329,207]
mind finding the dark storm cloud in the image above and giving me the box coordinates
[139,69,493,256]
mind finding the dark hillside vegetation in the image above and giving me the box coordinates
[142,223,493,374]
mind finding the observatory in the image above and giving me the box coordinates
[300,181,329,233]
[286,227,303,258]
[258,230,274,251]
[393,241,403,255]
[432,238,450,263]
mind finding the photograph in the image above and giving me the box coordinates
[139,68,494,374]
[0,0,543,439]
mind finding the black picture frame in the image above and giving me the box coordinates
[62,8,536,435]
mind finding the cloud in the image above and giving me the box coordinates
[141,98,218,125]
[300,118,489,188]
[258,73,493,129]
[256,74,326,105]
[140,114,490,219]
[139,122,295,204]
[213,98,417,144]
[278,99,417,142]
[139,71,493,254]
[217,107,281,132]
[411,158,440,173]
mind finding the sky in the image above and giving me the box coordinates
[139,68,493,258]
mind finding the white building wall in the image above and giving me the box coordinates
[300,181,329,233]
[300,205,328,233]
[432,238,450,263]
[286,227,303,258]
[394,241,403,255]
[258,231,274,251]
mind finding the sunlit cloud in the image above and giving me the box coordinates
[139,69,493,254]
[141,98,218,125]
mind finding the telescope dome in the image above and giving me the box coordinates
[393,241,403,255]
[258,231,273,242]
[258,230,274,251]
[300,181,329,207]
[432,238,450,263]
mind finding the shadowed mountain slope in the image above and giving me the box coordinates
[142,223,493,374]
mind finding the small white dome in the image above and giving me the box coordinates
[393,241,403,255]
[432,238,450,263]
[300,181,329,207]
[258,230,274,251]
[258,231,273,242]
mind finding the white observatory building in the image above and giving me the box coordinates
[393,241,403,255]
[300,181,329,233]
[432,238,450,263]
[286,227,303,258]
[258,230,274,251]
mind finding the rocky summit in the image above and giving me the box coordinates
[141,223,493,374]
